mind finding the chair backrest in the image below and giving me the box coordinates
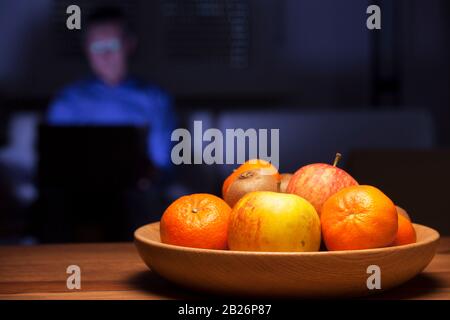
[216,109,435,175]
[182,109,435,197]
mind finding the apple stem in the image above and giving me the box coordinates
[192,208,198,213]
[333,153,342,167]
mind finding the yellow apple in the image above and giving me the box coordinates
[228,191,321,252]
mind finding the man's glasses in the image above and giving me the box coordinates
[89,38,122,54]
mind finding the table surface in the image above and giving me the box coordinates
[0,238,449,300]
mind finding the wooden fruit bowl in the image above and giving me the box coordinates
[134,222,440,298]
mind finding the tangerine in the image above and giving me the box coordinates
[393,212,416,246]
[321,185,398,251]
[160,194,231,249]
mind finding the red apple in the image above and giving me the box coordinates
[286,153,358,216]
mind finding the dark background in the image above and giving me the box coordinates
[0,0,449,243]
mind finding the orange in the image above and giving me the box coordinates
[222,159,280,197]
[160,194,231,250]
[393,212,416,246]
[396,205,411,221]
[321,185,398,251]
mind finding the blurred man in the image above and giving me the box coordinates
[43,7,177,242]
[48,6,175,170]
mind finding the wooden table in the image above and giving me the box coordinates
[0,238,449,300]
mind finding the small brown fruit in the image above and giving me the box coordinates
[224,169,279,207]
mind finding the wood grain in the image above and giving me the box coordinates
[0,234,449,299]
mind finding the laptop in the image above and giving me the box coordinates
[37,125,151,190]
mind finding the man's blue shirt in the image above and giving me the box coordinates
[47,77,176,169]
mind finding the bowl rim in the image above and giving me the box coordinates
[134,222,440,257]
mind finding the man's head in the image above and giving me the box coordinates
[84,7,136,86]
